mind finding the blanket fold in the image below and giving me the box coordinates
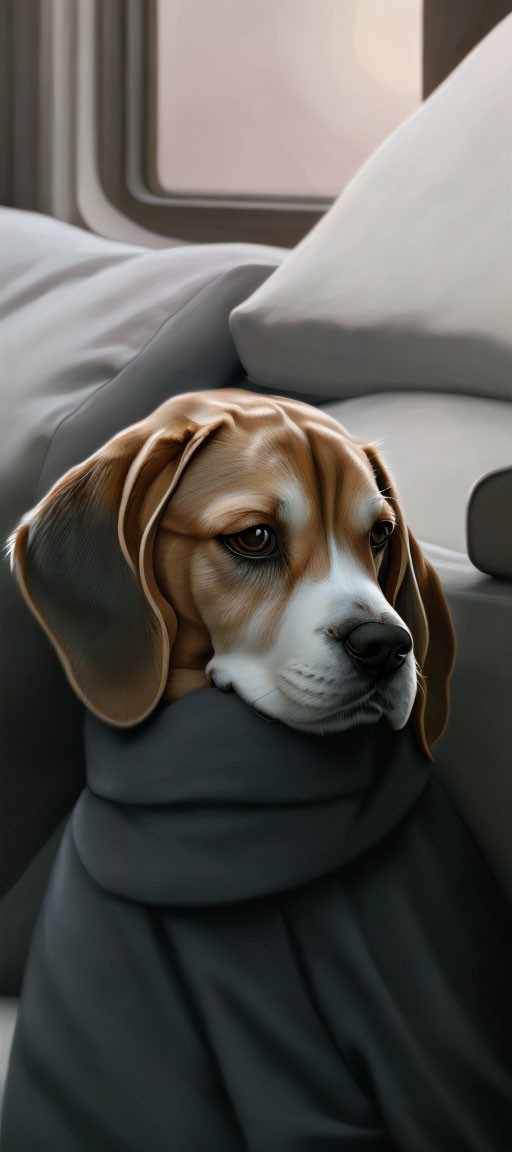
[75,687,429,905]
[2,690,512,1151]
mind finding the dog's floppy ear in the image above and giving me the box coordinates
[363,444,456,761]
[8,400,228,727]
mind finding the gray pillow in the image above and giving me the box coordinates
[0,207,283,990]
[230,15,512,403]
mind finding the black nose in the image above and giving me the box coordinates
[343,622,412,681]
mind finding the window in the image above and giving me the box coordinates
[150,0,421,202]
[95,0,422,246]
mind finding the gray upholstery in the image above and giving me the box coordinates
[0,207,284,993]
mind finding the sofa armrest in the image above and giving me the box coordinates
[425,543,512,901]
[467,467,512,578]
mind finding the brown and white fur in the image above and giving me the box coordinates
[7,389,455,759]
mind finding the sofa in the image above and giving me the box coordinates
[1,12,511,1105]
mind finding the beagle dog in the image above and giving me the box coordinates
[8,389,455,758]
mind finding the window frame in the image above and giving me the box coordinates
[97,0,330,247]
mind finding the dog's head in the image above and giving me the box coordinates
[8,389,455,758]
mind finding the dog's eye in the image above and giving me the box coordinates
[370,521,394,550]
[221,525,279,560]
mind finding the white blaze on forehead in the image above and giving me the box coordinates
[323,538,385,613]
[269,535,408,664]
[277,478,311,534]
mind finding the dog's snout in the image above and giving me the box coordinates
[343,622,412,680]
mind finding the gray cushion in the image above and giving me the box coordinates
[0,207,283,991]
[418,543,512,902]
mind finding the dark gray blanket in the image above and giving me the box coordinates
[2,688,512,1150]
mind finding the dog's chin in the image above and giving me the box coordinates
[254,695,415,737]
[281,698,383,735]
[272,664,417,736]
[235,684,410,737]
[207,661,415,737]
